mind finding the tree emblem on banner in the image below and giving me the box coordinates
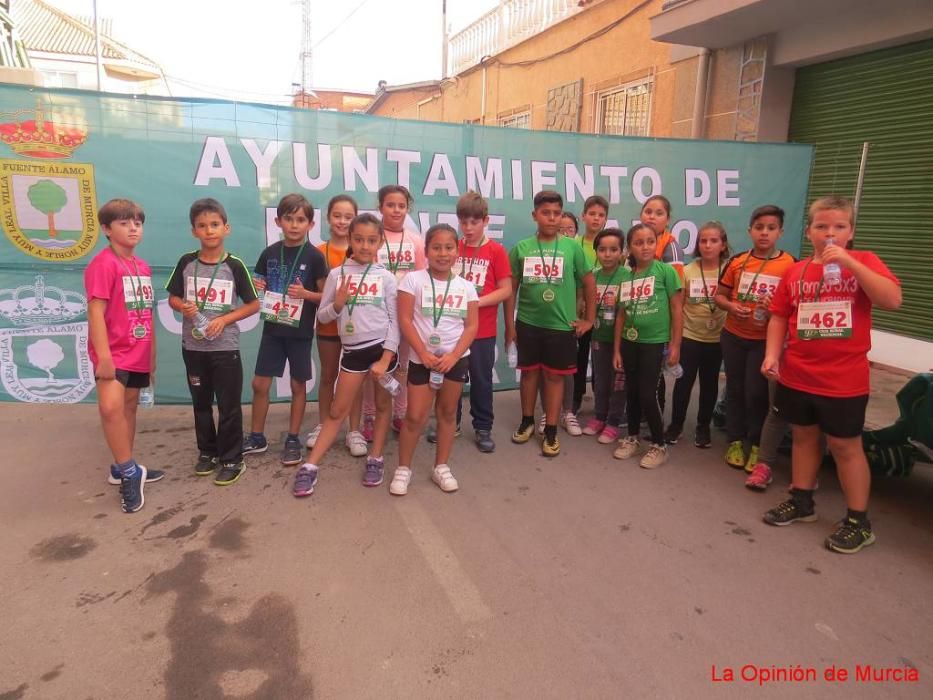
[0,274,93,403]
[0,103,98,262]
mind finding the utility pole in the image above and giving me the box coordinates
[300,0,312,102]
[441,0,448,79]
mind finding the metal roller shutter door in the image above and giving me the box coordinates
[788,39,933,340]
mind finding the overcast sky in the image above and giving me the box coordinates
[45,0,498,103]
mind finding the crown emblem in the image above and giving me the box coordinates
[0,104,87,159]
[0,275,86,326]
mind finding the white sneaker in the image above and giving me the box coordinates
[389,467,412,496]
[345,430,368,457]
[536,415,546,436]
[640,443,668,469]
[305,424,323,448]
[432,464,459,493]
[560,411,582,436]
[613,436,640,460]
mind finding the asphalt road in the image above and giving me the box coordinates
[1,376,931,699]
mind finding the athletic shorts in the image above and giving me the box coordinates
[516,319,577,374]
[108,369,150,388]
[254,334,313,381]
[774,383,868,438]
[407,358,469,386]
[340,342,399,374]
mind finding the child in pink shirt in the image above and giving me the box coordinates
[84,198,164,513]
[360,185,427,437]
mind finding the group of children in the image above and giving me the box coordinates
[85,187,899,555]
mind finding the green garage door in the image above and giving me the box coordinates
[789,39,933,341]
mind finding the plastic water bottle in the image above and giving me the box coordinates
[378,373,401,397]
[266,259,281,294]
[429,351,445,390]
[823,237,842,285]
[192,311,212,340]
[752,303,769,326]
[253,272,266,299]
[506,341,518,369]
[662,347,683,380]
[138,386,155,408]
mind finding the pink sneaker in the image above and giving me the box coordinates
[392,415,404,433]
[361,414,375,442]
[597,425,621,444]
[745,463,773,491]
[582,418,605,436]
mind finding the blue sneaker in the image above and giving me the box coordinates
[242,433,268,455]
[281,436,303,466]
[293,465,319,497]
[120,464,147,513]
[108,464,165,485]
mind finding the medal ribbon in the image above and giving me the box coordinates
[341,262,373,321]
[594,266,623,319]
[193,256,224,312]
[535,237,560,286]
[279,241,307,294]
[459,237,485,279]
[384,235,406,274]
[111,246,148,329]
[697,262,722,315]
[430,273,454,330]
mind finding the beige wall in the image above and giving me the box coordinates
[370,0,756,144]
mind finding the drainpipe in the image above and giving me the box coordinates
[691,48,710,139]
[417,94,440,119]
[480,63,487,124]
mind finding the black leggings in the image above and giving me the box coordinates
[621,340,664,445]
[573,329,592,409]
[670,337,722,430]
[720,329,768,444]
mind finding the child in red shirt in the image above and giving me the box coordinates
[84,199,164,513]
[761,196,901,554]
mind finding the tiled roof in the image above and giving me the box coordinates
[11,0,161,71]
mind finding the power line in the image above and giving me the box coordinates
[311,0,373,50]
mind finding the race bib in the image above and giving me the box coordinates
[522,256,565,285]
[458,258,488,291]
[420,284,468,318]
[186,276,234,313]
[797,300,853,339]
[737,272,781,302]
[122,275,154,310]
[346,273,383,306]
[596,284,618,320]
[260,291,303,327]
[688,278,717,303]
[620,276,655,305]
[378,242,417,271]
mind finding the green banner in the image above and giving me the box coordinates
[0,85,813,404]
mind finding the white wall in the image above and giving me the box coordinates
[869,330,933,374]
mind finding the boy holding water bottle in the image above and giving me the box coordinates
[166,198,260,485]
[243,194,328,466]
[761,196,901,554]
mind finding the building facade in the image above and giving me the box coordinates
[366,0,932,370]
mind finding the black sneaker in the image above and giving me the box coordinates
[214,461,246,486]
[194,455,218,476]
[763,498,817,526]
[694,425,712,449]
[664,423,683,445]
[120,465,146,513]
[242,433,268,455]
[475,429,495,453]
[825,517,876,554]
[281,437,303,466]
